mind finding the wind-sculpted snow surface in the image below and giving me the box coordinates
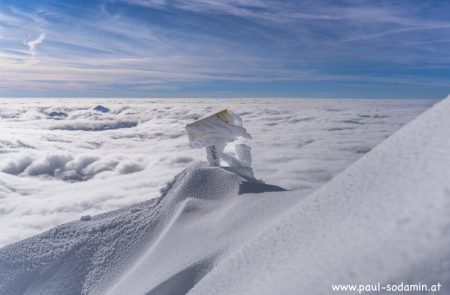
[0,98,434,246]
[0,96,448,295]
[188,97,450,295]
[0,165,298,295]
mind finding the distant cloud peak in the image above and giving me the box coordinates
[26,32,46,57]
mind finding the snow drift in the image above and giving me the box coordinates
[1,97,449,294]
[0,165,293,295]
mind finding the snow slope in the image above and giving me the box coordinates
[0,97,449,295]
[189,97,450,295]
[0,165,298,295]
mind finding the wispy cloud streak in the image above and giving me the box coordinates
[26,33,46,57]
[0,0,449,97]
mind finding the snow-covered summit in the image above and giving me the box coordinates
[1,97,449,294]
[93,105,110,113]
[0,164,292,295]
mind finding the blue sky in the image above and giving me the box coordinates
[0,0,450,98]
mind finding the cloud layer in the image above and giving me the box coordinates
[0,98,435,246]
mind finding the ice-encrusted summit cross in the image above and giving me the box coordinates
[185,109,253,171]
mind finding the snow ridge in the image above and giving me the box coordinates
[189,97,450,295]
[0,164,294,295]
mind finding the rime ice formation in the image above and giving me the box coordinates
[186,109,252,169]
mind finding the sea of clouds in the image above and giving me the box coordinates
[0,98,436,246]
